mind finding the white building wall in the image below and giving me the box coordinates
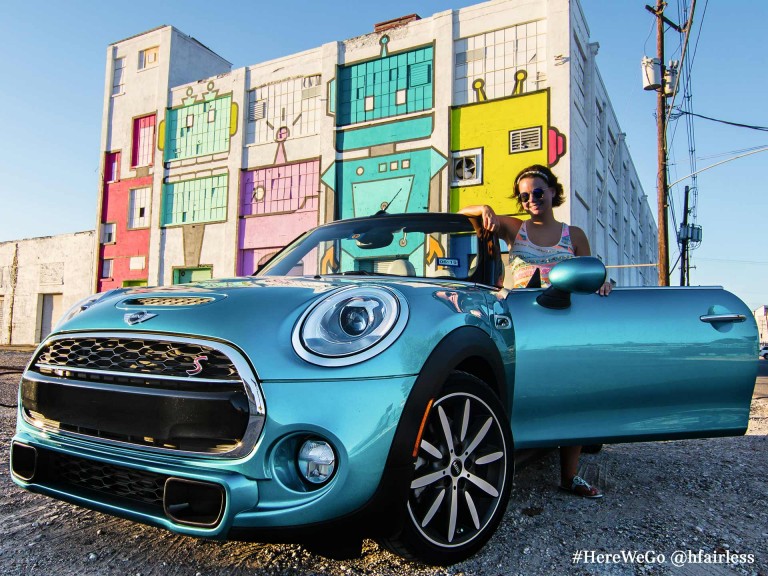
[0,231,95,345]
[755,306,767,346]
[98,0,657,289]
[569,0,658,286]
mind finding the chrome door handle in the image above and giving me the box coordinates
[700,314,746,324]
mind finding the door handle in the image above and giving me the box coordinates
[699,313,746,324]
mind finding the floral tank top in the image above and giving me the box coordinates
[507,221,575,288]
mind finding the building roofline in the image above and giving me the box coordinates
[110,25,232,66]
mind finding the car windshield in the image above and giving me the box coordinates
[257,214,484,280]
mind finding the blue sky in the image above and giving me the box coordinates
[1,0,765,310]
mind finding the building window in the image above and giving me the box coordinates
[128,187,150,228]
[101,223,116,244]
[509,127,542,153]
[596,101,605,151]
[104,151,120,183]
[138,46,159,70]
[451,149,483,187]
[112,57,125,96]
[101,259,113,279]
[131,114,156,167]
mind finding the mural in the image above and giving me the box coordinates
[449,70,566,215]
[238,74,324,275]
[321,37,448,275]
[158,81,238,162]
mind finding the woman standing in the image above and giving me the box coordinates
[460,163,609,498]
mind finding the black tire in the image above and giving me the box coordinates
[381,372,513,565]
[581,444,603,454]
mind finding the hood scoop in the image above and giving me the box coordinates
[122,296,216,307]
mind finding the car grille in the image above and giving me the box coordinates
[34,447,167,512]
[36,337,238,380]
[22,333,265,458]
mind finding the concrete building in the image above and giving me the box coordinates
[0,231,95,345]
[754,306,767,347]
[96,0,658,289]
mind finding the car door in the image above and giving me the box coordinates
[498,286,758,449]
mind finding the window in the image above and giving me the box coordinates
[112,57,125,95]
[596,101,605,150]
[138,46,159,70]
[509,127,542,153]
[247,93,267,121]
[131,115,156,167]
[128,187,150,228]
[101,259,113,279]
[101,223,116,244]
[104,151,120,183]
[451,149,483,187]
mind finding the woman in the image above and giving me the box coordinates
[460,164,609,498]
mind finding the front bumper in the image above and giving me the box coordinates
[12,374,417,539]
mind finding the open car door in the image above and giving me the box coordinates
[500,258,758,449]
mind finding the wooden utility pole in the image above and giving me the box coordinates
[654,0,669,286]
[646,1,685,286]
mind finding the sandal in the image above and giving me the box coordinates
[560,475,603,499]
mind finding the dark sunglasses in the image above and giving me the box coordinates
[518,188,549,202]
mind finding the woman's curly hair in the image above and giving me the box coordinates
[513,164,565,209]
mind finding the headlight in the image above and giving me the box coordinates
[292,286,409,366]
[55,290,116,330]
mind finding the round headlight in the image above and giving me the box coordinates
[292,286,409,366]
[339,300,375,336]
[297,439,336,485]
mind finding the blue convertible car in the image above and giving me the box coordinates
[11,213,758,564]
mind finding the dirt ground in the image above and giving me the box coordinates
[1,349,766,575]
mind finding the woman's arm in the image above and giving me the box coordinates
[458,205,521,244]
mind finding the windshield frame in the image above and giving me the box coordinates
[256,213,501,285]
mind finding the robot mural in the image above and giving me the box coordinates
[237,75,323,275]
[321,37,448,275]
[449,70,567,216]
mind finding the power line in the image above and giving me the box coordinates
[679,110,768,131]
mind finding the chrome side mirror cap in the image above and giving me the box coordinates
[536,257,607,310]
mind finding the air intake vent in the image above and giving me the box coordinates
[124,297,215,306]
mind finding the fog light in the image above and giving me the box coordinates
[297,439,336,485]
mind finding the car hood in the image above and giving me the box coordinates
[53,276,493,381]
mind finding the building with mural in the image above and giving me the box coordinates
[96,0,658,291]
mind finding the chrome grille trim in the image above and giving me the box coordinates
[34,363,239,385]
[22,332,266,459]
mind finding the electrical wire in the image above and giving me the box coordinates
[679,111,768,132]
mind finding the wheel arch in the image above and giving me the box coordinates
[358,326,509,538]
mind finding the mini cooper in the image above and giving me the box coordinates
[11,212,758,565]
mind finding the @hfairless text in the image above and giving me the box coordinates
[572,549,755,567]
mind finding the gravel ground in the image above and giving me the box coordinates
[1,349,766,576]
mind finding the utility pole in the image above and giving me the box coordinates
[645,1,684,286]
[680,185,689,286]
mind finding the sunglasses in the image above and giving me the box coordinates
[518,188,549,203]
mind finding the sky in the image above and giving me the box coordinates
[0,0,766,310]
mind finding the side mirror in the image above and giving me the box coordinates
[536,257,606,310]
